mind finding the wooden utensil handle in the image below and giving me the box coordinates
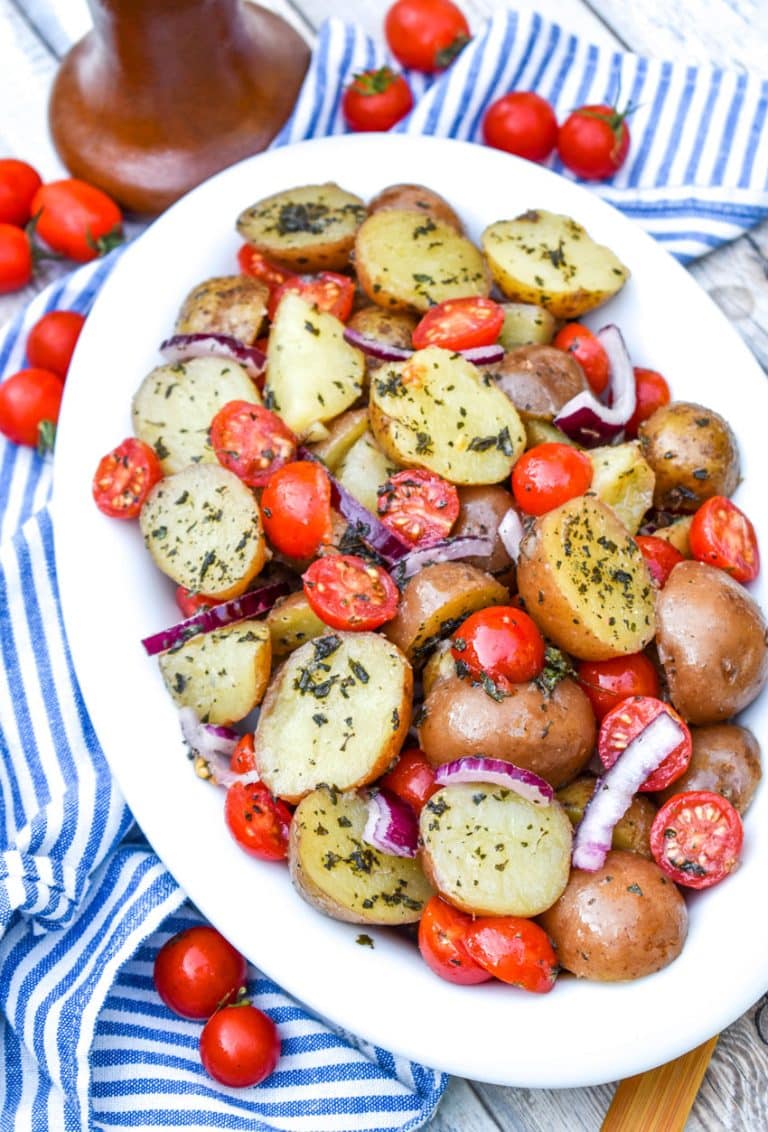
[601,1036,718,1132]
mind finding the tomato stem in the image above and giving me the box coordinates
[434,34,472,69]
[36,419,56,457]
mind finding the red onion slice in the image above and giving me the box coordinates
[572,711,686,871]
[434,757,553,805]
[497,507,524,563]
[178,708,262,788]
[554,324,636,447]
[363,790,419,858]
[141,579,289,656]
[459,343,505,365]
[160,333,267,380]
[342,328,504,367]
[396,535,494,580]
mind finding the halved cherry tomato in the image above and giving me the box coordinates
[210,401,297,488]
[417,896,493,985]
[376,467,459,545]
[303,554,399,631]
[385,0,471,73]
[635,534,685,588]
[482,91,558,163]
[624,367,670,438]
[598,696,692,793]
[412,296,505,352]
[553,323,610,396]
[260,460,332,559]
[576,653,660,722]
[451,605,545,691]
[236,245,296,291]
[0,367,63,449]
[0,159,42,227]
[689,495,760,584]
[153,924,247,1019]
[511,441,593,516]
[224,780,292,861]
[342,67,414,133]
[200,1003,280,1087]
[175,586,219,617]
[268,270,356,322]
[650,790,743,890]
[0,223,33,292]
[463,916,558,993]
[379,748,438,813]
[557,102,631,181]
[31,178,123,262]
[230,733,256,775]
[92,437,163,519]
[26,310,86,379]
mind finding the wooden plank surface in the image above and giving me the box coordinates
[2,2,768,1130]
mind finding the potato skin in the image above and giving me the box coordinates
[453,485,517,576]
[236,182,366,272]
[417,675,596,789]
[655,560,768,724]
[538,851,687,981]
[656,723,762,814]
[367,183,464,232]
[556,777,656,857]
[174,274,269,344]
[638,401,740,513]
[490,345,588,420]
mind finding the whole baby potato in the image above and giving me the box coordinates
[556,777,657,857]
[418,675,596,789]
[490,344,588,420]
[655,561,768,724]
[638,401,740,513]
[453,485,518,576]
[538,851,687,981]
[655,723,762,814]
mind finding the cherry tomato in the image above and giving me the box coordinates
[451,605,545,691]
[153,925,247,1020]
[260,460,332,559]
[0,159,42,226]
[482,92,558,162]
[598,696,692,793]
[200,1003,280,1088]
[342,67,414,132]
[230,733,256,775]
[224,780,292,861]
[175,586,219,617]
[650,790,743,890]
[689,495,760,584]
[303,554,400,631]
[25,310,86,379]
[377,467,460,546]
[576,653,660,722]
[411,296,505,352]
[417,895,493,984]
[385,0,471,72]
[210,401,297,488]
[379,748,438,813]
[268,271,356,322]
[553,323,610,396]
[511,441,593,516]
[557,103,631,180]
[236,245,296,291]
[0,223,33,293]
[92,437,163,519]
[635,534,685,588]
[30,179,123,262]
[463,916,558,993]
[624,367,670,439]
[0,367,63,450]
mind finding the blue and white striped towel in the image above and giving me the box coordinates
[2,11,768,1131]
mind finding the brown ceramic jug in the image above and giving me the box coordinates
[49,0,310,215]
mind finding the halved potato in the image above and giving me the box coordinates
[290,787,433,925]
[306,408,370,471]
[335,428,400,512]
[369,347,526,484]
[267,591,327,657]
[482,210,629,319]
[236,182,366,272]
[498,301,557,349]
[158,620,270,725]
[140,464,266,599]
[132,356,261,473]
[366,183,464,232]
[587,441,655,534]
[254,632,412,802]
[174,274,269,344]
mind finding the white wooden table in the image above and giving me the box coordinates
[2,1,768,1128]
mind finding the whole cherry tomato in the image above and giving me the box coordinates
[377,467,460,546]
[303,554,400,631]
[598,695,692,793]
[153,925,247,1019]
[511,441,593,516]
[30,179,123,262]
[635,534,685,588]
[385,0,470,72]
[260,460,332,559]
[342,67,414,132]
[0,223,33,293]
[200,1003,280,1088]
[92,437,163,518]
[624,367,670,438]
[576,653,660,722]
[379,748,438,813]
[418,895,493,984]
[553,322,610,396]
[650,790,743,890]
[463,916,558,993]
[451,605,545,691]
[557,103,631,180]
[268,271,356,322]
[411,295,505,352]
[210,401,297,488]
[224,780,292,861]
[26,310,86,379]
[0,367,63,450]
[689,495,760,584]
[0,159,42,226]
[482,92,558,162]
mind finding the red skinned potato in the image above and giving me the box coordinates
[655,723,762,814]
[453,485,518,576]
[655,560,768,724]
[490,344,588,421]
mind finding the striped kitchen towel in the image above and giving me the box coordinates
[2,9,768,1132]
